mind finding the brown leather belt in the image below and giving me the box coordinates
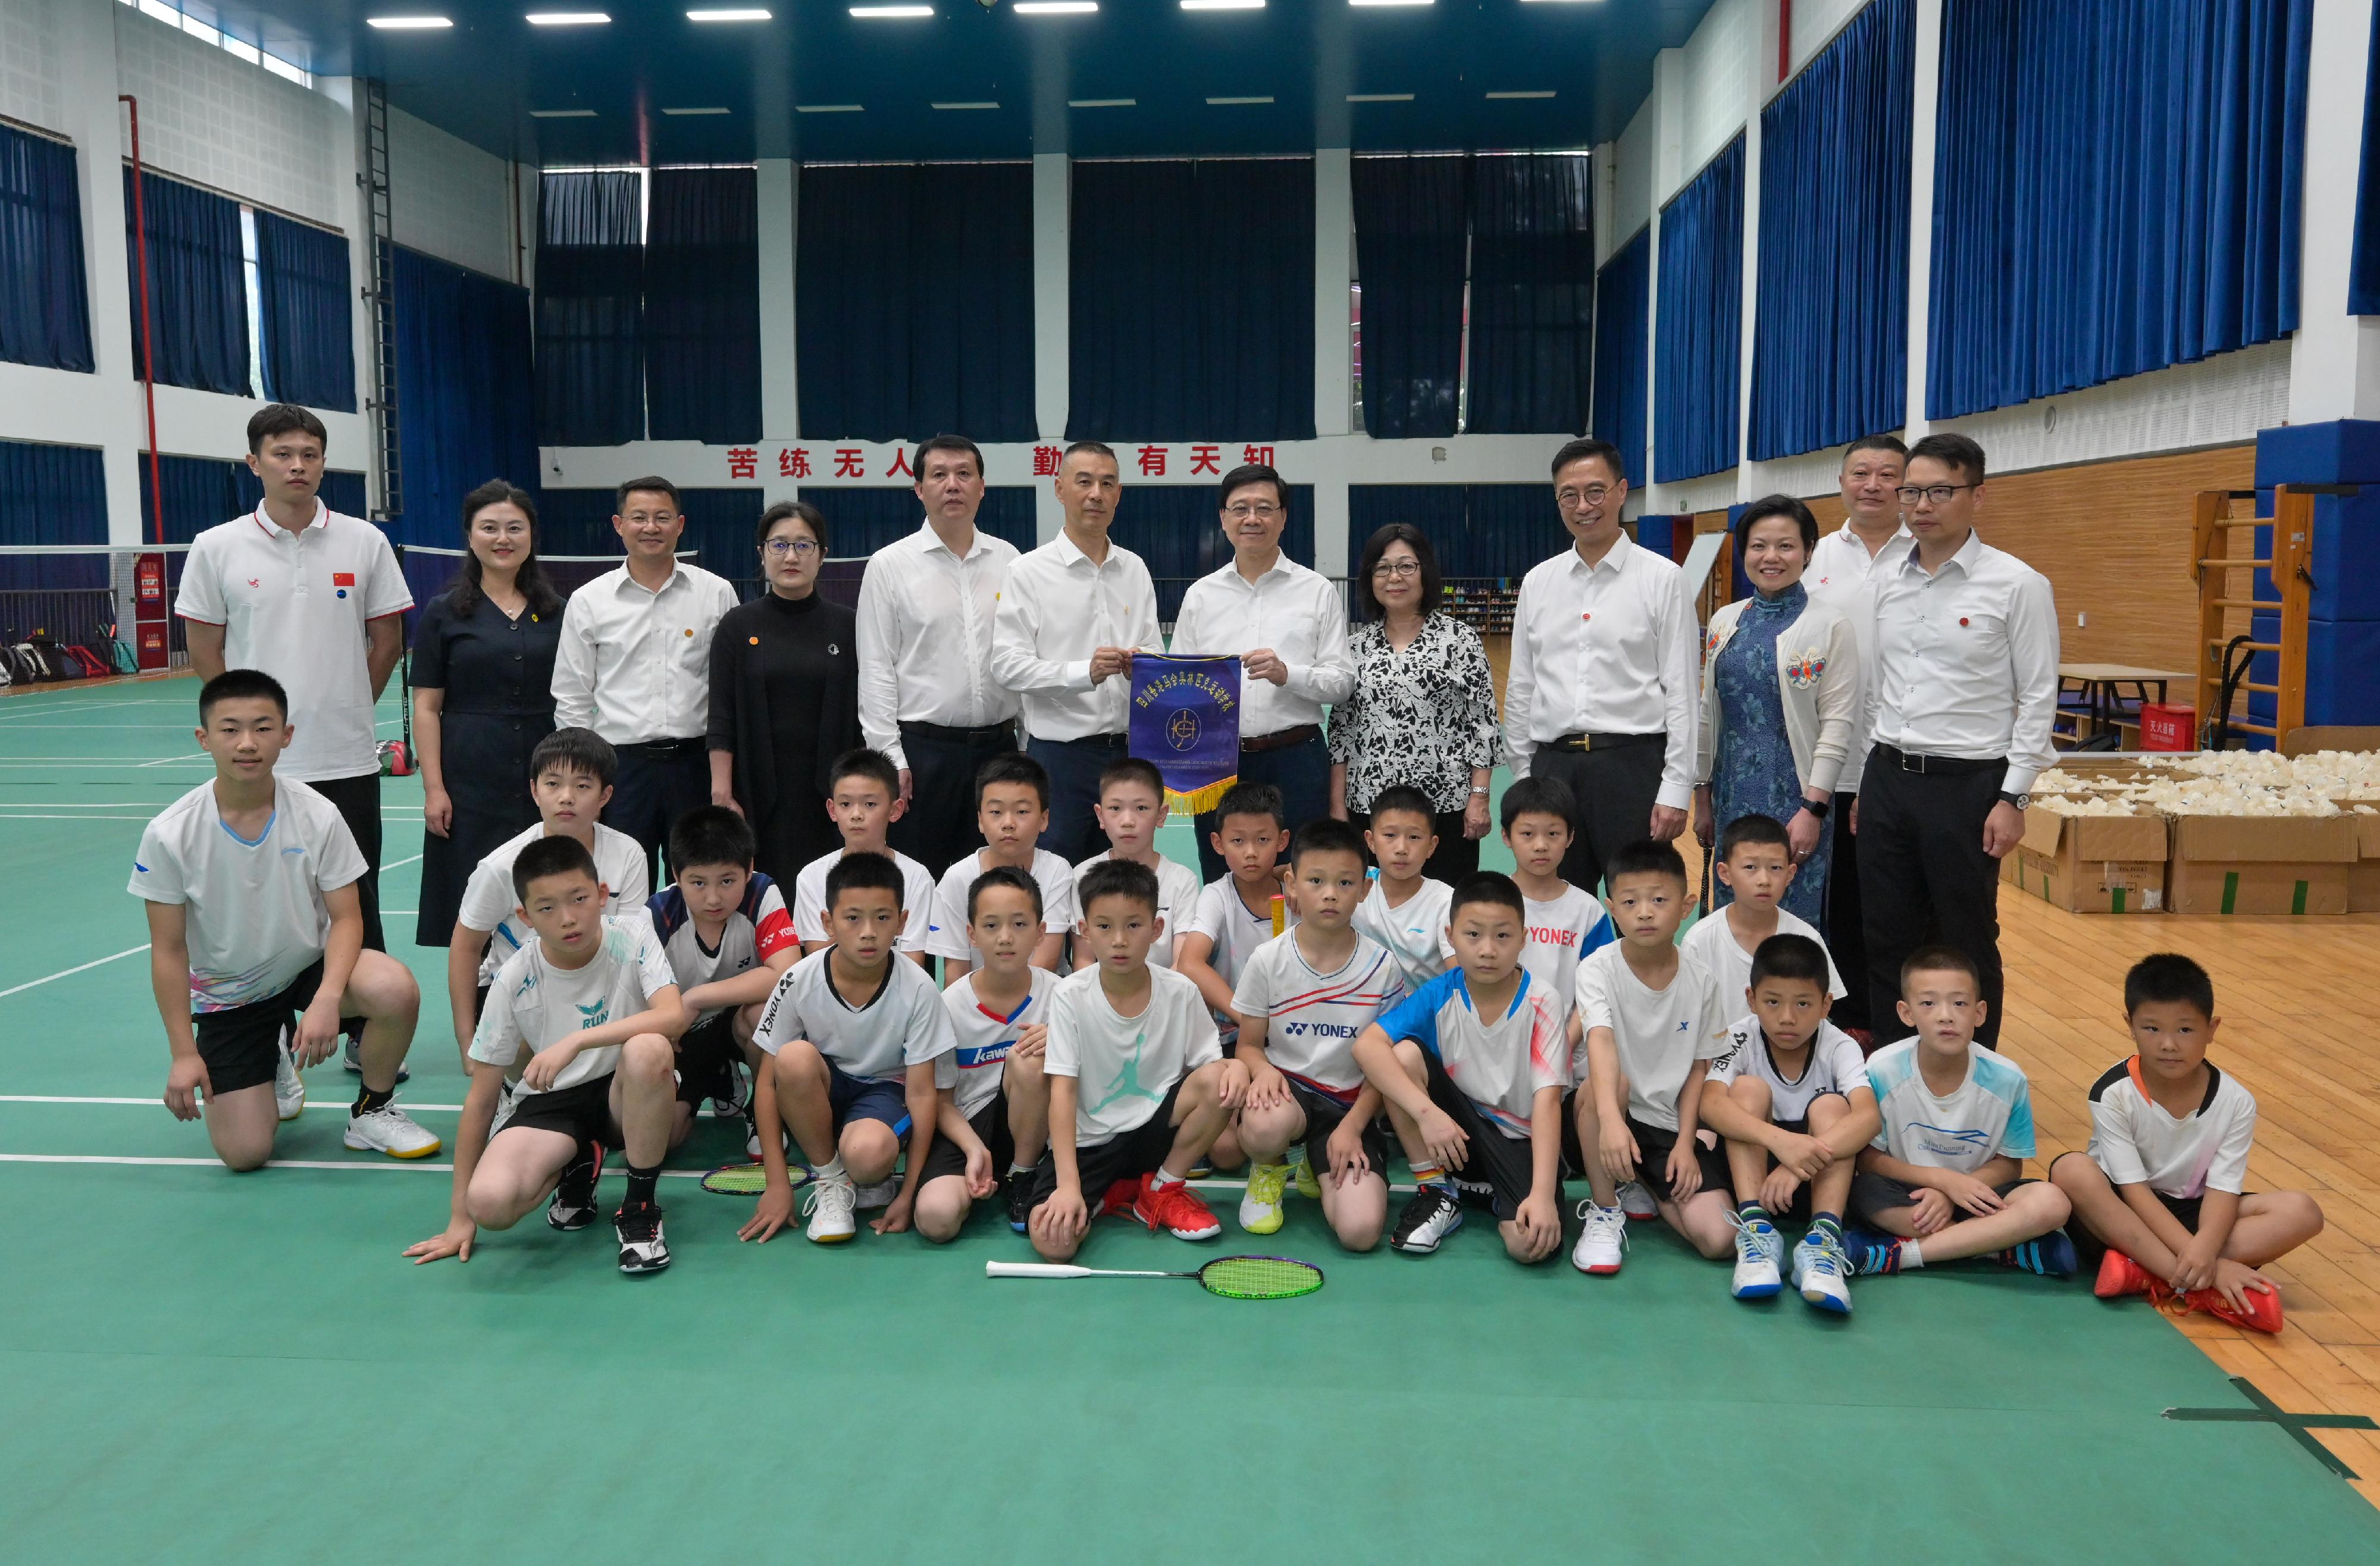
[1241,724,1322,754]
[1547,731,1664,753]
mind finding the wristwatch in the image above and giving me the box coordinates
[1469,785,1490,797]
[1999,791,2031,810]
[1800,799,1831,820]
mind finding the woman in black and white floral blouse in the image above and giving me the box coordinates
[1327,522,1502,880]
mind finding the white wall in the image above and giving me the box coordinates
[0,0,69,134]
[389,108,521,283]
[1678,0,1755,181]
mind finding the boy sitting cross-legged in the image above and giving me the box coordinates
[743,851,956,1245]
[647,806,801,1155]
[1844,946,2077,1280]
[1027,859,1246,1260]
[1073,757,1204,970]
[1568,840,1736,1277]
[134,669,438,1170]
[1352,784,1456,995]
[1232,819,1406,1250]
[926,753,1080,984]
[1677,814,1849,1034]
[2049,953,2323,1333]
[912,867,1060,1240]
[1353,871,1569,1264]
[405,833,689,1275]
[1696,934,1880,1313]
[792,748,954,968]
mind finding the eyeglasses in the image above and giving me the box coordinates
[1226,502,1282,521]
[1371,560,1422,580]
[1895,484,1978,506]
[763,538,820,558]
[1556,484,1614,509]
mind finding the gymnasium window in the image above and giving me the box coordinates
[117,0,314,90]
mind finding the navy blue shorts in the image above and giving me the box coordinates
[828,1060,912,1138]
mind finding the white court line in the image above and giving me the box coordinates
[0,1152,1286,1191]
[0,944,150,998]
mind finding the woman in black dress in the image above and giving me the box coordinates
[410,480,565,945]
[708,500,861,882]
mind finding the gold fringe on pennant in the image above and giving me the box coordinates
[1166,775,1237,817]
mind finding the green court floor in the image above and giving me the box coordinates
[4,676,2376,1564]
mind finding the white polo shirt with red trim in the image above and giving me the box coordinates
[175,502,412,782]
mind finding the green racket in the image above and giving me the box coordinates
[985,1255,1324,1300]
[698,1161,808,1196]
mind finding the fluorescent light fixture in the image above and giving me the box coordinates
[661,105,730,114]
[848,4,932,14]
[1520,1,1605,4]
[529,107,597,117]
[931,101,999,109]
[1206,94,1273,104]
[367,14,453,27]
[527,11,610,23]
[1069,97,1135,107]
[1484,89,1555,99]
[1346,92,1413,101]
[686,7,771,17]
[1014,1,1096,11]
[1349,0,1432,6]
[796,102,864,112]
[1180,0,1263,10]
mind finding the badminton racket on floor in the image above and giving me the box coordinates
[698,1161,809,1196]
[985,1255,1323,1299]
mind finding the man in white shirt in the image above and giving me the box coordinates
[1168,463,1354,880]
[1803,433,1909,1036]
[853,435,1023,876]
[1858,433,2059,1049]
[1502,437,1698,897]
[990,440,1163,863]
[551,475,739,886]
[176,405,412,1060]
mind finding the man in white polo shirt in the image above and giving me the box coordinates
[176,404,411,1068]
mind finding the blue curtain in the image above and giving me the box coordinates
[0,440,107,591]
[536,170,644,446]
[798,162,1035,444]
[123,168,248,396]
[1351,156,1468,439]
[390,245,539,550]
[791,487,1037,564]
[1928,0,2311,420]
[253,210,356,412]
[646,167,760,443]
[1592,228,1652,488]
[1467,154,1596,435]
[1069,159,1316,443]
[535,487,762,575]
[1750,0,1913,460]
[2355,2,2380,314]
[0,126,93,373]
[1654,137,1745,483]
[1347,484,1553,582]
[1111,485,1316,621]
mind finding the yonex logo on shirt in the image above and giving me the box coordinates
[1529,925,1582,946]
[1280,1021,1361,1039]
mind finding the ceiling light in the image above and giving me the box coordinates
[526,11,609,22]
[848,4,932,14]
[1349,0,1431,6]
[1520,1,1605,4]
[1206,95,1273,104]
[686,7,770,17]
[1347,92,1413,101]
[528,108,597,117]
[662,105,729,114]
[931,101,999,109]
[367,15,452,27]
[1014,1,1095,11]
[1485,89,1555,99]
[1069,97,1134,107]
[796,102,863,112]
[1180,1,1263,10]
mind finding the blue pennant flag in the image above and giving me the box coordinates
[1129,654,1242,816]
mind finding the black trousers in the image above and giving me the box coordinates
[1349,807,1480,882]
[308,769,383,1042]
[1029,732,1129,866]
[1825,795,1869,1030]
[606,741,710,887]
[891,721,1019,878]
[1856,754,2005,1049]
[1195,732,1330,883]
[1526,740,1665,898]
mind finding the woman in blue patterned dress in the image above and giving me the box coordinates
[1691,496,1862,925]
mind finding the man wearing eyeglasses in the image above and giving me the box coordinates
[1169,462,1355,880]
[1503,436,1698,897]
[1858,431,2059,1050]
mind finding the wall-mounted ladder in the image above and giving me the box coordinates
[2191,486,2312,748]
[362,77,401,523]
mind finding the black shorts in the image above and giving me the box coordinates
[192,957,325,1095]
[1558,1089,1731,1201]
[1718,1113,1836,1223]
[1028,1079,1186,1213]
[919,1092,1013,1186]
[502,1073,618,1146]
[1850,1172,2036,1227]
[2047,1152,2235,1270]
[1421,1048,1538,1222]
[676,1012,743,1107]
[1285,1077,1388,1179]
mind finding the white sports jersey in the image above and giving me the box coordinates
[1351,876,1455,995]
[1231,929,1405,1100]
[2086,1057,2256,1199]
[1045,963,1222,1147]
[1185,873,1296,1039]
[936,967,1061,1121]
[928,848,1081,960]
[791,847,951,955]
[1706,1015,1870,1123]
[647,874,800,1022]
[1573,944,1731,1130]
[469,915,677,1092]
[1520,884,1615,1026]
[129,776,365,1013]
[1374,968,1568,1140]
[1865,1037,2037,1173]
[1679,905,1848,1017]
[457,822,650,986]
[1074,850,1204,968]
[751,947,956,1083]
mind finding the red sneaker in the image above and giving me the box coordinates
[1098,1177,1141,1218]
[1132,1174,1223,1241]
[2095,1248,2155,1299]
[2184,1284,2285,1335]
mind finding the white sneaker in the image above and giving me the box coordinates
[803,1174,857,1243]
[1571,1201,1629,1274]
[854,1175,901,1211]
[1793,1230,1854,1314]
[1730,1211,1784,1300]
[489,1079,520,1137]
[273,1034,305,1123]
[1617,1179,1660,1220]
[342,1102,442,1158]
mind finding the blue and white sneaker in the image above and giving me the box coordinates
[1729,1210,1784,1299]
[1843,1228,1908,1276]
[1793,1230,1853,1314]
[1992,1230,2079,1277]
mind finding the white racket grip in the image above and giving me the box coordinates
[985,1261,1091,1279]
